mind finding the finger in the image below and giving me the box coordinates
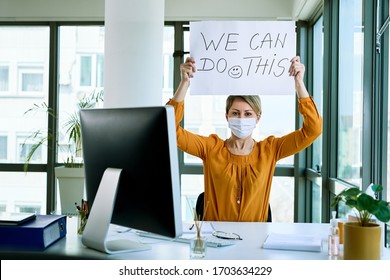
[290,56,300,63]
[183,65,195,77]
[184,59,196,73]
[289,61,297,76]
[180,65,195,79]
[290,61,305,77]
[289,56,301,75]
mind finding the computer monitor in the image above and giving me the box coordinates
[79,106,182,254]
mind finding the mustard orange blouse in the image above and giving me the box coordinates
[167,97,322,222]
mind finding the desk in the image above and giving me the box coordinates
[1,216,389,260]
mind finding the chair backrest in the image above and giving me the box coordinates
[195,192,272,222]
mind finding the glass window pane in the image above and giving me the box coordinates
[181,175,205,222]
[0,26,49,214]
[0,65,9,91]
[0,172,47,214]
[20,67,44,92]
[312,16,323,171]
[269,177,294,222]
[0,26,50,165]
[0,135,7,160]
[337,0,363,186]
[162,26,175,104]
[58,26,105,165]
[80,56,92,86]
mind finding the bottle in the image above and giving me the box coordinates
[328,211,340,256]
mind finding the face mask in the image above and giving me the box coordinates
[228,117,257,139]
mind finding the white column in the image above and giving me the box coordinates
[104,0,164,108]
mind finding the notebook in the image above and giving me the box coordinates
[0,212,36,226]
[262,232,323,252]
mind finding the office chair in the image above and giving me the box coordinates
[195,192,272,222]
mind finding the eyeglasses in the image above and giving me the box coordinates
[212,230,242,240]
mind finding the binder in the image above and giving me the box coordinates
[0,215,67,251]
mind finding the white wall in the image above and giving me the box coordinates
[0,0,322,21]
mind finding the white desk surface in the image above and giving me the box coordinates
[2,216,390,260]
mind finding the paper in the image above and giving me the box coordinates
[262,232,323,252]
[190,21,296,95]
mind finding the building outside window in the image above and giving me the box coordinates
[0,65,9,92]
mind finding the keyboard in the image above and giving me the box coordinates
[136,231,235,248]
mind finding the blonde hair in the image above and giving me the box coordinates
[225,95,262,116]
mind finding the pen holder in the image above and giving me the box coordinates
[77,210,88,235]
[189,235,207,259]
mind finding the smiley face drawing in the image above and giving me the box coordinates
[228,65,243,79]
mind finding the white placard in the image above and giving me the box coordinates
[190,21,296,95]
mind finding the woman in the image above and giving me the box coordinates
[167,56,322,222]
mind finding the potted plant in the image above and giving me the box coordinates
[23,89,104,215]
[331,183,390,259]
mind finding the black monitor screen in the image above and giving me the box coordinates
[79,106,182,253]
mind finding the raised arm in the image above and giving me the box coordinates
[289,56,310,99]
[172,57,196,102]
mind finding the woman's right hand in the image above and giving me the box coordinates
[180,57,196,83]
[172,57,197,102]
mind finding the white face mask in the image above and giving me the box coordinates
[228,117,257,139]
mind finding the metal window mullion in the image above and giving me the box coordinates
[322,0,340,222]
[46,22,59,214]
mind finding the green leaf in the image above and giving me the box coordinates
[357,193,376,213]
[342,187,361,197]
[370,183,383,193]
[372,202,390,223]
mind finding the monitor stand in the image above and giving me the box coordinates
[81,168,151,254]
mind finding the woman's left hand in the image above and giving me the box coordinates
[289,56,305,83]
[289,56,309,98]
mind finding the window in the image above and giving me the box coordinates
[0,171,47,214]
[80,55,92,86]
[17,135,43,163]
[0,26,49,214]
[96,54,104,87]
[58,26,105,164]
[162,25,175,104]
[18,66,44,93]
[337,0,364,187]
[78,53,105,87]
[0,65,9,92]
[0,135,7,160]
[15,204,41,214]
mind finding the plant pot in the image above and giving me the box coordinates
[55,166,85,216]
[343,222,381,260]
